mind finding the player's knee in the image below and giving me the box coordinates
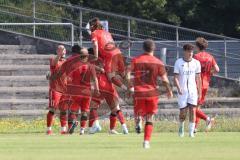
[81,112,88,121]
[48,108,55,114]
[145,114,154,122]
[60,111,67,115]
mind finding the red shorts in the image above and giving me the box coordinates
[134,97,159,116]
[58,95,72,111]
[198,88,208,105]
[70,96,91,112]
[49,89,62,109]
[91,74,119,107]
[104,53,125,74]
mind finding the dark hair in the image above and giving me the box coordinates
[183,43,194,51]
[88,48,94,55]
[71,45,82,54]
[143,39,155,52]
[195,37,208,50]
[89,17,103,31]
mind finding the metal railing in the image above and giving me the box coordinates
[0,23,74,46]
[0,0,240,79]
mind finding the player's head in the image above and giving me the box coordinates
[143,39,155,55]
[183,43,194,60]
[79,47,89,62]
[195,37,208,51]
[56,45,66,58]
[89,17,103,32]
[71,45,82,54]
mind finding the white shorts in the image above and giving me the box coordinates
[177,92,198,109]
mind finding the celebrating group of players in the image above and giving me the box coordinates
[46,17,219,149]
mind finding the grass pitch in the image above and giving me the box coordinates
[0,132,239,160]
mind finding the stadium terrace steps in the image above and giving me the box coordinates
[0,54,52,65]
[0,65,49,76]
[0,99,48,110]
[0,76,48,87]
[0,87,48,99]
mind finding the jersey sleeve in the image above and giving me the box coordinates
[196,60,201,74]
[174,60,180,74]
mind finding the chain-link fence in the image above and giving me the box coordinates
[0,0,240,79]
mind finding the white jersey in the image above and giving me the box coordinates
[174,58,201,108]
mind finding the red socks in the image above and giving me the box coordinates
[195,116,200,129]
[47,111,54,128]
[196,108,207,121]
[68,113,77,129]
[116,110,125,125]
[144,122,153,141]
[110,113,117,130]
[89,109,98,127]
[60,112,67,127]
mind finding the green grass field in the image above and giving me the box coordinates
[0,132,240,160]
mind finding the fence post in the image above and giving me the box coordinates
[176,27,179,59]
[32,0,36,37]
[71,24,74,46]
[127,19,131,57]
[79,9,82,46]
[224,38,228,77]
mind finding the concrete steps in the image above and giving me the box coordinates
[0,87,48,99]
[0,65,49,76]
[0,54,52,65]
[0,76,48,87]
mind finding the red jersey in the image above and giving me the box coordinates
[131,53,166,98]
[67,61,97,97]
[194,51,217,89]
[91,29,121,59]
[50,57,65,75]
[49,57,65,92]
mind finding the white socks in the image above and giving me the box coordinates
[189,122,195,136]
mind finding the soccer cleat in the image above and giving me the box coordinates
[89,125,102,134]
[206,117,215,132]
[143,141,150,149]
[109,129,120,134]
[178,126,184,137]
[46,130,53,135]
[80,128,85,135]
[68,121,78,134]
[189,132,195,138]
[122,124,129,134]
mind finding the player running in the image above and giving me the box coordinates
[88,48,128,134]
[194,37,219,133]
[46,45,67,135]
[127,39,173,149]
[67,47,100,135]
[89,17,129,134]
[174,44,202,138]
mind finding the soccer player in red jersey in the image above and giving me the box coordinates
[46,45,67,135]
[88,48,128,134]
[89,18,129,134]
[127,39,173,148]
[67,47,100,135]
[194,37,220,133]
[89,17,127,90]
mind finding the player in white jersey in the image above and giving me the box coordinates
[174,44,202,138]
